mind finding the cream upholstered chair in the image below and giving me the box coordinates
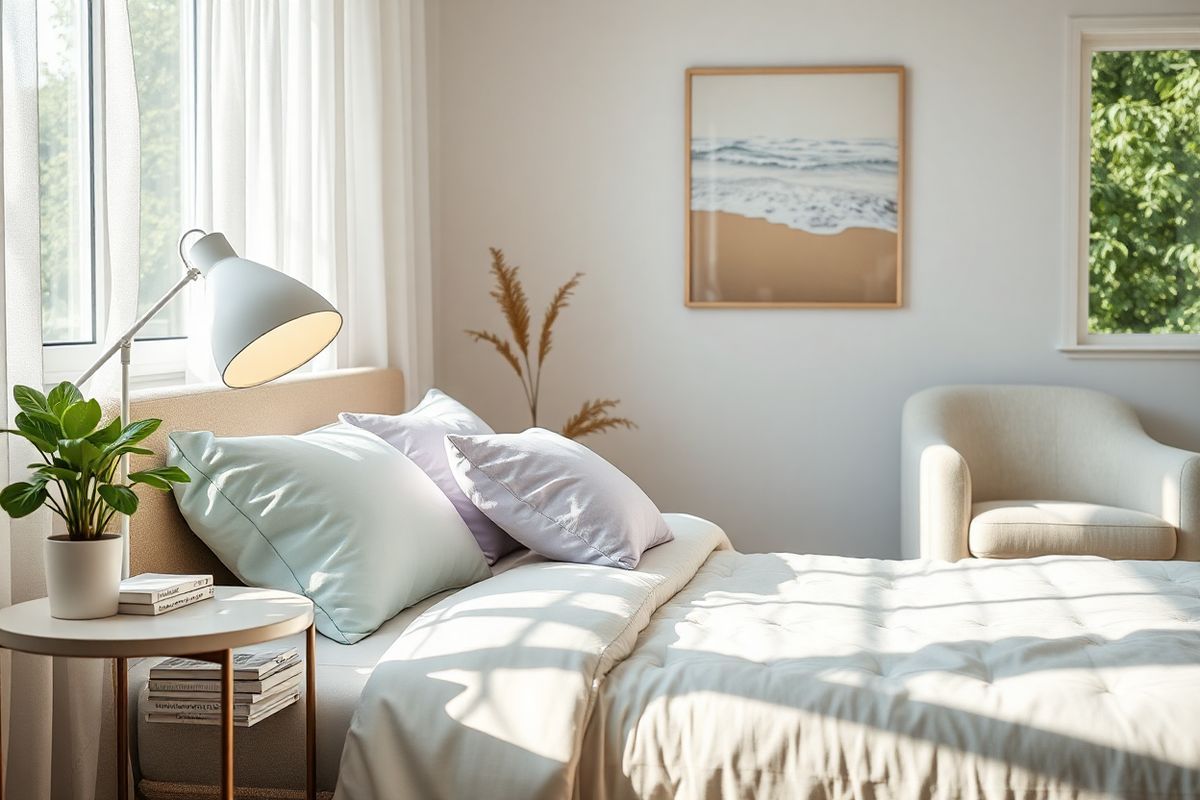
[901,385,1200,562]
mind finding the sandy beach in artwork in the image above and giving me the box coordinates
[685,71,905,304]
[690,210,898,304]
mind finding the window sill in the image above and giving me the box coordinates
[43,338,189,391]
[42,363,187,391]
[127,370,188,390]
[1058,343,1200,360]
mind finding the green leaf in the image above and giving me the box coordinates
[93,445,154,475]
[57,438,103,470]
[17,407,64,432]
[37,466,80,483]
[98,484,138,515]
[147,465,189,482]
[129,466,190,491]
[7,419,55,450]
[12,385,49,415]
[109,445,153,458]
[47,382,83,417]
[0,481,47,518]
[10,415,57,453]
[61,399,102,438]
[87,416,123,447]
[103,418,162,458]
[128,473,171,491]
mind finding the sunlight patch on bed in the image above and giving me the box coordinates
[379,614,612,661]
[429,667,580,762]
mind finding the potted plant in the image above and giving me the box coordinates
[0,382,190,619]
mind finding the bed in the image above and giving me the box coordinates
[126,368,1200,800]
[334,516,1200,800]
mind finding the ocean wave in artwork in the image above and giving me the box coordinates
[690,136,898,234]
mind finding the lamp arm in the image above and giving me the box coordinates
[75,266,202,387]
[72,263,201,580]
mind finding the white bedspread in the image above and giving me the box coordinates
[336,516,1200,800]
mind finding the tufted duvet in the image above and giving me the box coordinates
[335,514,1200,800]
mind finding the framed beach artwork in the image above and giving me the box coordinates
[685,66,905,307]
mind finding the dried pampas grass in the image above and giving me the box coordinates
[465,248,635,440]
[560,399,637,440]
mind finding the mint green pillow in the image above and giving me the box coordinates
[168,424,489,644]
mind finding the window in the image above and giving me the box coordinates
[38,0,193,382]
[131,0,189,340]
[37,0,92,345]
[1064,17,1200,355]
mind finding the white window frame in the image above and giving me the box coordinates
[1061,15,1200,359]
[41,0,196,387]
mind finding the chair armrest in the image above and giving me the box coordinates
[1110,436,1200,561]
[902,392,974,560]
[916,444,972,560]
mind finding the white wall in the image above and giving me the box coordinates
[427,0,1200,558]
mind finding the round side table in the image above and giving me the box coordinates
[0,586,316,800]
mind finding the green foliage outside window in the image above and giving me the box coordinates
[129,0,185,339]
[1089,49,1200,334]
[37,0,87,343]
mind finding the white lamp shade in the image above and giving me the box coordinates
[187,232,343,388]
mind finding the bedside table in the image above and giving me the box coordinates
[0,586,316,800]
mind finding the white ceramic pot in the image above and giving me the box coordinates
[44,534,123,619]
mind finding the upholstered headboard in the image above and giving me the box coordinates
[123,367,406,583]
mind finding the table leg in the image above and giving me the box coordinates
[116,657,128,800]
[306,624,316,800]
[220,649,233,800]
[1,650,5,800]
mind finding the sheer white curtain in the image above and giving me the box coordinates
[0,2,57,795]
[1,0,139,797]
[91,0,142,402]
[190,0,433,400]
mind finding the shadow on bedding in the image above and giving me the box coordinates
[583,641,1200,798]
[580,551,1200,798]
[339,551,1200,799]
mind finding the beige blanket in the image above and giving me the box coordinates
[336,516,1200,800]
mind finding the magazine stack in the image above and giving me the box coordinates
[144,647,302,727]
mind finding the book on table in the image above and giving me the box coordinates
[119,573,213,603]
[118,585,214,615]
[144,646,302,726]
[118,573,214,616]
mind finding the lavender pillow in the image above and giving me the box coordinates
[341,390,520,564]
[445,428,673,569]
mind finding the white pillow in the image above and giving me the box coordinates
[445,428,672,569]
[169,423,490,644]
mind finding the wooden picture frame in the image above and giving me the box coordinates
[685,66,906,308]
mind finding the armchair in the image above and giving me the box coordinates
[900,385,1200,561]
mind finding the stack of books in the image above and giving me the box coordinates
[144,647,302,727]
[118,573,214,615]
